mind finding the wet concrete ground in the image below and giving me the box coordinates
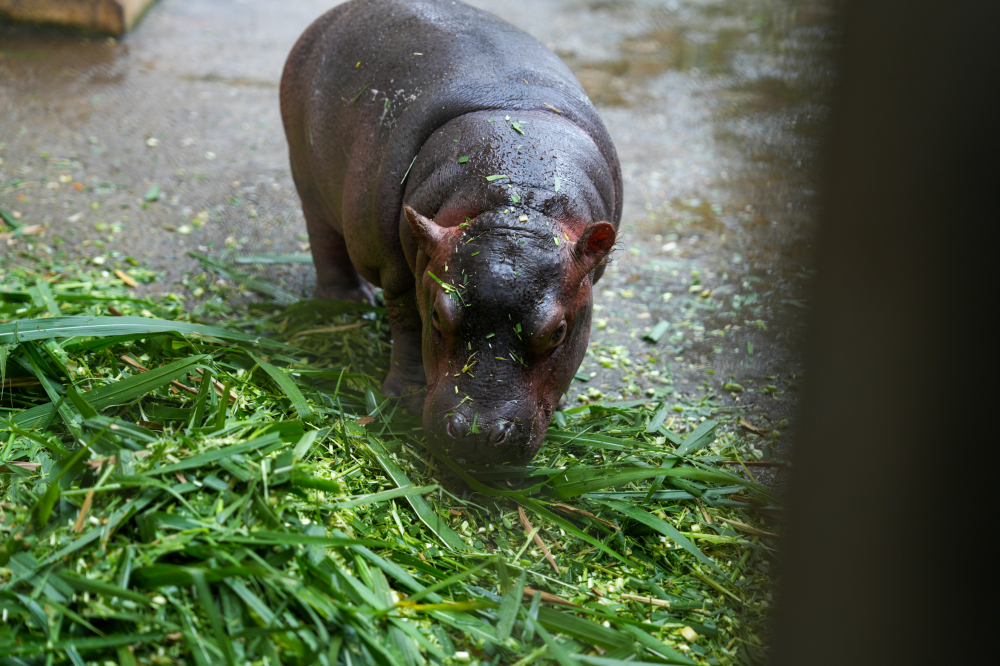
[0,0,837,467]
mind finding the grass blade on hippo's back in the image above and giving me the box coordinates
[7,354,209,430]
[0,315,294,350]
[365,438,471,553]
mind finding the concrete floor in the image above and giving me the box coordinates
[0,0,837,463]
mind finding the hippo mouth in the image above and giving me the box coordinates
[446,417,512,446]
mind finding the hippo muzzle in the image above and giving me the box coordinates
[426,403,544,467]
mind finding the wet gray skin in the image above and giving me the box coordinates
[0,0,836,471]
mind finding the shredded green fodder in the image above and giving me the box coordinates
[0,258,779,666]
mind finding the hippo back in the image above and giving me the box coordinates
[280,0,622,255]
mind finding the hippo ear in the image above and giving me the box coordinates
[573,221,617,275]
[404,204,449,256]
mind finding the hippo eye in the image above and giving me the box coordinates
[549,322,567,347]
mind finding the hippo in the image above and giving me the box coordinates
[280,0,622,466]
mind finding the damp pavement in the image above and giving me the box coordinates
[0,0,837,471]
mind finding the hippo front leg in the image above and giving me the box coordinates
[302,200,377,304]
[382,286,426,413]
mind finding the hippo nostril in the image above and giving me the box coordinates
[446,414,468,439]
[490,421,512,446]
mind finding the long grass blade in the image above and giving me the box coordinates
[8,354,209,430]
[546,466,752,500]
[190,252,298,305]
[365,439,470,552]
[597,499,721,574]
[250,353,313,421]
[0,315,292,349]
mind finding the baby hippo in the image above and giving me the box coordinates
[280,0,622,465]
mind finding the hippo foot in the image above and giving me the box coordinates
[314,282,377,305]
[382,369,426,415]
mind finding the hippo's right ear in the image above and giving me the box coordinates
[572,221,617,276]
[404,205,449,256]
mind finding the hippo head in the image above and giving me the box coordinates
[404,204,616,466]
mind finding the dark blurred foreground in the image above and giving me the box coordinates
[771,1,997,663]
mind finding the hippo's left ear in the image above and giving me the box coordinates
[572,221,617,276]
[404,205,449,256]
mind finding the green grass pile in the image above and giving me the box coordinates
[0,255,780,666]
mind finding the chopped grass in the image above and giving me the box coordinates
[0,257,779,666]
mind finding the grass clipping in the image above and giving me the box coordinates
[0,261,779,666]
